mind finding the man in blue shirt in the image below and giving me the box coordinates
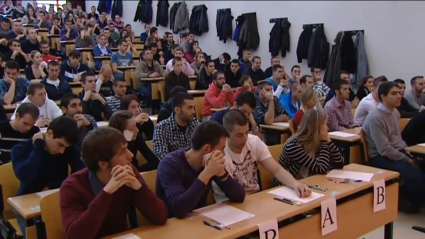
[60,19,79,41]
[111,39,133,80]
[279,83,302,119]
[0,61,30,105]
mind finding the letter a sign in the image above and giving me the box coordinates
[321,197,337,236]
[258,219,279,239]
[373,179,386,212]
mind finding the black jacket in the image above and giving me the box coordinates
[78,90,113,121]
[134,0,153,24]
[402,111,425,146]
[296,26,313,63]
[164,71,190,100]
[111,0,123,20]
[129,134,158,172]
[156,0,169,27]
[307,26,329,69]
[355,86,370,101]
[157,100,172,124]
[216,9,233,43]
[189,5,209,36]
[236,13,260,57]
[196,68,213,90]
[169,2,181,32]
[269,18,291,57]
[398,97,418,119]
[339,32,357,74]
[225,69,242,88]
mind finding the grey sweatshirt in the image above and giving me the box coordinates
[363,104,409,161]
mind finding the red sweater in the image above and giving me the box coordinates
[293,109,305,127]
[60,167,168,239]
[202,83,235,116]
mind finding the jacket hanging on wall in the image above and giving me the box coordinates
[235,12,260,57]
[97,0,112,14]
[135,0,153,24]
[216,9,233,43]
[269,18,291,57]
[169,2,181,32]
[353,31,369,86]
[189,5,209,36]
[307,25,329,69]
[296,26,313,63]
[111,0,123,18]
[156,0,169,27]
[173,1,189,33]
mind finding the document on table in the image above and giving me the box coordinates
[273,122,290,127]
[195,204,254,226]
[149,115,157,121]
[268,186,324,203]
[97,121,109,127]
[328,131,357,137]
[326,170,374,181]
[112,233,140,239]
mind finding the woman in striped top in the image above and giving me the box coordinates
[277,109,344,180]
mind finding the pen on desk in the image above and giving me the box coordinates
[307,184,327,192]
[274,196,294,205]
[203,220,222,231]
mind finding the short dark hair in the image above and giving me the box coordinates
[410,76,424,86]
[82,127,127,172]
[68,50,81,58]
[27,82,44,95]
[5,60,20,70]
[172,92,193,109]
[109,110,134,132]
[374,76,388,87]
[272,64,283,72]
[149,27,158,35]
[119,94,139,110]
[113,78,126,86]
[339,71,349,76]
[147,43,158,49]
[15,102,39,119]
[223,109,249,133]
[39,40,49,46]
[206,59,215,66]
[251,56,261,63]
[239,75,251,85]
[80,72,96,83]
[191,121,229,151]
[48,60,59,68]
[118,39,127,46]
[299,75,311,85]
[8,39,19,46]
[235,91,256,109]
[222,53,231,61]
[170,86,188,98]
[311,67,321,73]
[378,81,398,102]
[60,93,79,108]
[333,79,349,91]
[230,59,240,65]
[291,65,300,72]
[213,70,225,80]
[257,81,272,90]
[47,116,79,145]
[172,56,182,66]
[393,79,405,85]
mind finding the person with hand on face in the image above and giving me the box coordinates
[140,24,151,42]
[60,19,78,41]
[279,109,344,179]
[79,72,113,121]
[49,17,61,35]
[288,65,301,87]
[21,28,40,54]
[7,20,25,41]
[165,47,195,76]
[234,76,256,98]
[195,59,216,90]
[189,51,205,75]
[267,65,290,98]
[5,39,32,69]
[24,50,47,80]
[60,127,167,239]
[0,61,30,105]
[164,57,190,100]
[157,121,245,218]
[242,56,266,86]
[109,110,159,171]
[0,103,39,164]
[61,93,97,147]
[253,81,289,125]
[12,116,85,238]
[75,27,95,48]
[119,94,155,140]
[279,83,302,119]
[224,59,242,88]
[11,83,62,127]
[95,65,115,97]
[202,71,235,120]
[59,50,90,83]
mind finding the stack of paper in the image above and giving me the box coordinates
[268,187,324,203]
[328,131,357,138]
[195,204,254,226]
[326,170,374,181]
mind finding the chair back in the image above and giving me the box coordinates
[360,129,369,163]
[259,144,284,191]
[136,141,153,166]
[40,191,63,239]
[194,96,204,120]
[288,119,297,135]
[0,163,20,220]
[136,170,157,227]
[399,118,410,131]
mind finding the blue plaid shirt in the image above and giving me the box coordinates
[253,92,287,125]
[0,77,30,104]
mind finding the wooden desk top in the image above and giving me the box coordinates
[328,127,361,142]
[260,122,290,131]
[7,189,58,219]
[188,90,206,95]
[104,164,399,239]
[406,144,425,155]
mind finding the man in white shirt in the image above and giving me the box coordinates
[354,76,388,126]
[212,109,310,203]
[11,83,62,127]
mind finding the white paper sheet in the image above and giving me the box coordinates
[273,122,290,127]
[112,233,140,239]
[149,116,157,121]
[268,186,324,203]
[326,170,374,181]
[195,204,254,226]
[97,121,108,127]
[328,131,357,137]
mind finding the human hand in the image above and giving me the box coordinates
[4,77,14,84]
[243,81,252,91]
[203,150,225,178]
[279,78,287,87]
[222,84,231,92]
[32,131,45,143]
[293,183,311,198]
[83,90,92,101]
[104,165,135,194]
[112,165,141,190]
[135,113,149,124]
[74,114,90,127]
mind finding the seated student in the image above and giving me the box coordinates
[280,83,302,119]
[4,39,31,69]
[363,82,425,213]
[324,71,358,107]
[213,52,231,73]
[165,47,195,76]
[264,56,281,78]
[60,127,167,239]
[139,24,150,41]
[293,88,317,128]
[394,78,421,118]
[109,110,159,171]
[0,60,30,104]
[153,92,200,160]
[404,76,425,110]
[95,65,115,97]
[135,48,165,101]
[311,68,330,98]
[190,51,205,75]
[157,121,245,218]
[234,75,257,99]
[11,82,62,127]
[119,94,155,140]
[242,56,266,86]
[288,65,301,87]
[253,81,288,125]
[103,27,118,48]
[20,28,40,54]
[106,78,127,112]
[59,50,91,83]
[239,49,251,73]
[111,39,134,80]
[40,40,60,63]
[41,60,72,101]
[79,72,113,121]
[279,109,344,179]
[75,27,95,48]
[164,57,190,100]
[213,110,310,203]
[61,93,97,147]
[93,34,113,70]
[324,79,356,132]
[60,19,78,41]
[24,50,47,80]
[0,103,39,164]
[266,65,290,98]
[202,71,235,120]
[300,74,323,111]
[11,116,85,236]
[211,91,256,125]
[157,86,187,124]
[195,59,215,90]
[224,59,242,88]
[356,75,374,101]
[402,111,425,147]
[354,76,388,126]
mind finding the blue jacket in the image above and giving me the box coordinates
[93,45,113,70]
[279,92,301,119]
[11,139,85,196]
[59,60,91,82]
[266,77,279,91]
[41,79,72,101]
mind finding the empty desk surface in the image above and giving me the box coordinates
[8,189,58,219]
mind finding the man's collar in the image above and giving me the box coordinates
[88,171,104,196]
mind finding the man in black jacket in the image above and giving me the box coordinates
[394,79,420,118]
[213,52,231,72]
[164,57,190,100]
[196,60,215,90]
[242,56,266,86]
[264,56,280,78]
[225,59,242,88]
[239,49,251,73]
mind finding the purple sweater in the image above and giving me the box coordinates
[156,150,245,218]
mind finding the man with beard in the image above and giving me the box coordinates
[202,71,235,120]
[404,76,425,110]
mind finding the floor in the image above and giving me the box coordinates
[358,211,425,239]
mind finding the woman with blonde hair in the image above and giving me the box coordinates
[292,88,316,127]
[277,109,344,180]
[24,50,47,80]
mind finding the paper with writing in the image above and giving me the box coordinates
[268,186,324,203]
[326,170,374,181]
[373,179,386,212]
[258,219,279,239]
[195,204,254,226]
[321,197,337,236]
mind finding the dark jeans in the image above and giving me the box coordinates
[370,154,425,206]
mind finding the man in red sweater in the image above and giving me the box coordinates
[202,71,235,120]
[60,127,168,239]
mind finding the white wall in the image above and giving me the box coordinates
[86,1,424,87]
